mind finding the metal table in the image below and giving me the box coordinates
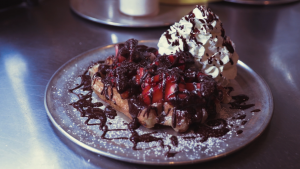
[0,0,299,168]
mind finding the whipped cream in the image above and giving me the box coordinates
[157,6,238,83]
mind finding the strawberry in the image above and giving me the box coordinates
[117,55,126,63]
[168,55,175,63]
[139,67,144,78]
[186,83,201,91]
[114,44,129,63]
[142,84,152,105]
[152,84,163,103]
[145,74,161,85]
[142,83,163,105]
[197,72,206,77]
[168,54,185,70]
[141,73,164,105]
[186,82,201,96]
[135,67,145,85]
[164,82,176,101]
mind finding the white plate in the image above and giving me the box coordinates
[44,40,273,165]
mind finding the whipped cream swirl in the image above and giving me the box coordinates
[157,6,239,82]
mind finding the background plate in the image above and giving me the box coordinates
[45,40,273,165]
[70,0,195,27]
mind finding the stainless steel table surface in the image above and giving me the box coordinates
[1,0,300,168]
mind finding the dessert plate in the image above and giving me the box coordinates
[44,40,273,165]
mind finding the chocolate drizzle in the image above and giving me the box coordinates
[223,36,234,53]
[130,131,164,150]
[229,94,255,110]
[166,145,179,157]
[69,71,92,93]
[229,58,234,65]
[224,86,234,95]
[165,31,172,44]
[183,119,229,142]
[251,109,261,113]
[237,130,243,134]
[170,136,179,147]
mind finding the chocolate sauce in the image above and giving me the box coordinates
[220,23,225,38]
[251,109,261,113]
[222,36,234,54]
[183,119,229,142]
[170,136,179,147]
[69,72,92,93]
[237,114,246,120]
[165,145,179,157]
[237,130,243,134]
[172,39,180,46]
[166,151,178,158]
[69,72,103,117]
[208,24,213,30]
[224,86,234,95]
[165,31,172,44]
[229,94,255,110]
[229,58,234,65]
[241,121,247,125]
[130,131,164,150]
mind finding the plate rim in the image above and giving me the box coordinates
[44,40,274,165]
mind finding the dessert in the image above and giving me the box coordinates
[88,38,230,133]
[158,5,239,85]
[67,6,259,157]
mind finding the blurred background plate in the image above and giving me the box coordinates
[70,0,196,27]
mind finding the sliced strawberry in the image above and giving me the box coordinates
[168,55,175,63]
[186,83,196,91]
[118,55,126,63]
[178,83,185,92]
[135,67,144,85]
[152,74,160,83]
[141,73,164,105]
[142,84,163,105]
[152,84,163,103]
[135,75,140,85]
[164,82,176,101]
[178,65,185,71]
[186,82,201,96]
[197,72,206,76]
[151,60,159,66]
[142,84,152,105]
[145,74,160,84]
[139,67,144,78]
[178,93,188,99]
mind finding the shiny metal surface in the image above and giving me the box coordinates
[45,40,273,165]
[70,0,196,27]
[0,0,300,168]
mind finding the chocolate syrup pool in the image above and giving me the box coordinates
[68,68,258,158]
